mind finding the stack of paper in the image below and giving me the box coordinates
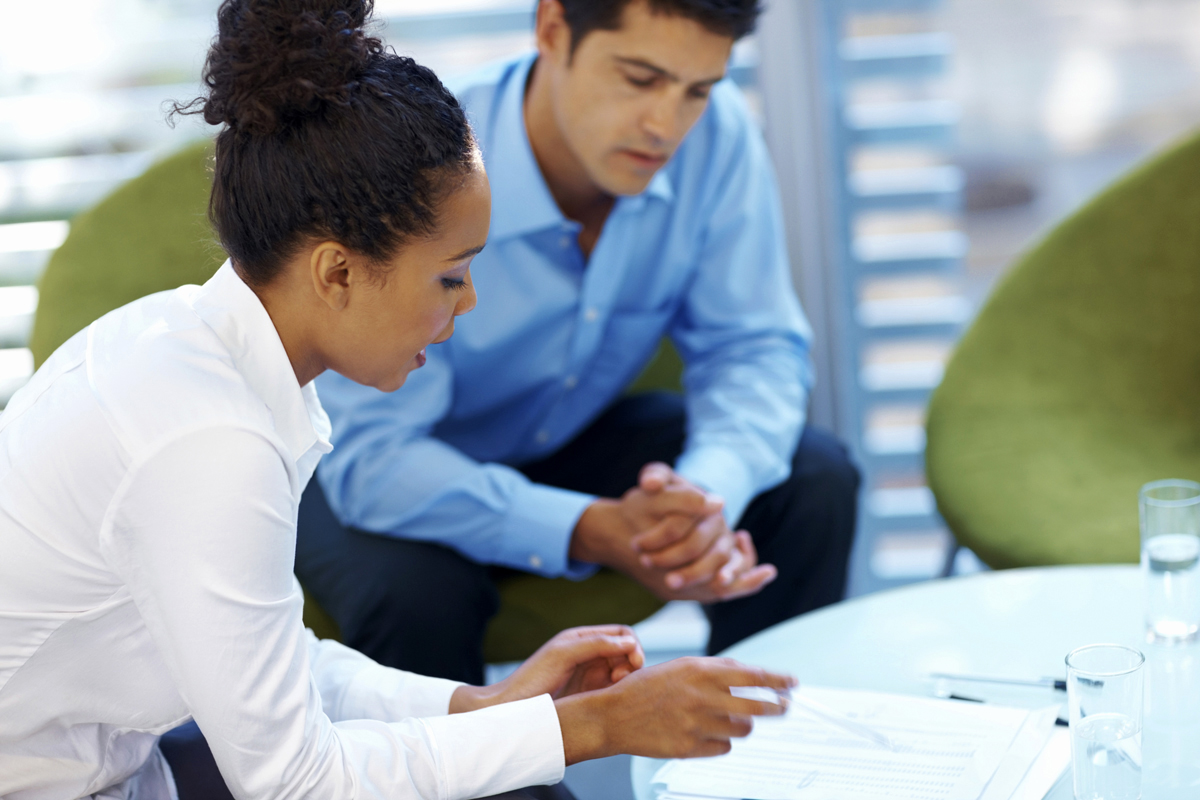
[651,686,1070,800]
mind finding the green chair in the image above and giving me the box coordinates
[30,141,668,660]
[925,131,1200,569]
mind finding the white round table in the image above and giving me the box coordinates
[631,565,1200,800]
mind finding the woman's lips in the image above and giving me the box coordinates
[414,348,427,368]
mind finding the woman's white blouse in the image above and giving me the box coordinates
[0,262,564,800]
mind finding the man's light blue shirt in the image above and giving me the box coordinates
[316,52,814,579]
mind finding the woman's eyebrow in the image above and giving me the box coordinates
[445,244,486,262]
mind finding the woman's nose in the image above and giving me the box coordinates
[456,280,478,316]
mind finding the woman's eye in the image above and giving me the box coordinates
[626,75,656,88]
[442,277,468,291]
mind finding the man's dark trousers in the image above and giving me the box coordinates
[295,392,859,685]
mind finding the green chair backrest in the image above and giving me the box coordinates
[926,130,1200,567]
[31,141,224,367]
[628,338,684,394]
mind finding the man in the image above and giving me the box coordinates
[297,0,859,684]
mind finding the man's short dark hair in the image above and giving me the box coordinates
[554,0,762,50]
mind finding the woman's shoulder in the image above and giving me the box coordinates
[84,288,276,461]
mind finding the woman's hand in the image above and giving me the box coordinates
[554,656,795,764]
[450,625,645,713]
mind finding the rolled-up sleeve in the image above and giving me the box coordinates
[101,426,565,799]
[671,91,815,525]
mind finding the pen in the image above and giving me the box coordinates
[930,671,1066,691]
[936,689,1069,726]
[788,692,897,750]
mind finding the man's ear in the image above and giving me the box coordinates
[310,241,354,311]
[534,0,573,66]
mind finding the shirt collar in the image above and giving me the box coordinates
[485,51,675,241]
[193,261,332,464]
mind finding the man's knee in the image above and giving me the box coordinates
[296,482,497,641]
[346,537,498,643]
[742,426,860,559]
[791,426,861,505]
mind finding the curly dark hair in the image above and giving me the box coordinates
[556,0,762,51]
[174,0,476,287]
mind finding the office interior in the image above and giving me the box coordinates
[3,0,1199,798]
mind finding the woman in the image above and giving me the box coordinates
[0,1,793,798]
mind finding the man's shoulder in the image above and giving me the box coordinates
[680,80,760,164]
[445,53,532,123]
[668,80,767,200]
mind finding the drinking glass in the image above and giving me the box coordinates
[1066,644,1145,800]
[1139,479,1200,643]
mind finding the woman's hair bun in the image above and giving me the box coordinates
[179,0,476,287]
[195,0,383,136]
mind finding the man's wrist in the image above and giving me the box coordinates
[569,499,622,565]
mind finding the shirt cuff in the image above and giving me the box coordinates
[675,445,758,527]
[343,661,465,720]
[501,481,597,578]
[422,693,565,800]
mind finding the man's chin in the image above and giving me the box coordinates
[592,162,658,198]
[604,173,655,197]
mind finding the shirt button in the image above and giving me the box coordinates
[535,430,550,444]
[559,235,572,249]
[529,554,543,569]
[584,308,599,322]
[564,375,578,389]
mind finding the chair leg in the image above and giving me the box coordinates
[941,543,961,578]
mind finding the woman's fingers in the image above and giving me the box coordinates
[558,632,642,664]
[558,624,638,639]
[705,712,755,739]
[689,739,734,758]
[547,628,644,673]
[712,660,797,692]
[726,696,789,718]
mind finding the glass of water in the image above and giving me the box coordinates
[1140,479,1200,643]
[1066,644,1145,800]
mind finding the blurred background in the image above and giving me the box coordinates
[3,2,1200,790]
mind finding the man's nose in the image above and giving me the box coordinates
[642,95,677,144]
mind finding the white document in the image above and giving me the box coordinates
[652,686,1031,800]
[1009,727,1070,800]
[978,706,1061,800]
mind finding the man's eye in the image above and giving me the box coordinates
[626,75,656,88]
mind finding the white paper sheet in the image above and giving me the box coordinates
[652,686,1031,800]
[1010,728,1070,800]
[978,706,1061,800]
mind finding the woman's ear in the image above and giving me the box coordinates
[309,242,354,311]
